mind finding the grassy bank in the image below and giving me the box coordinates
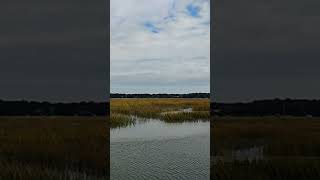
[110,98,210,127]
[160,111,210,123]
[0,116,109,179]
[212,116,320,179]
[213,159,320,180]
[110,113,135,128]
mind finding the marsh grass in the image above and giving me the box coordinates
[0,161,107,180]
[0,116,108,179]
[212,117,320,179]
[160,111,210,123]
[213,159,320,180]
[110,98,209,126]
[212,117,320,155]
[110,113,135,128]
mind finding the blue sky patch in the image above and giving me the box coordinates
[186,4,200,17]
[144,22,161,33]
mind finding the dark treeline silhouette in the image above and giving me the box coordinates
[111,93,210,98]
[211,99,320,117]
[0,100,109,116]
[4,97,320,117]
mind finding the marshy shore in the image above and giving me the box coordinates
[0,116,109,179]
[212,116,320,180]
[110,98,210,128]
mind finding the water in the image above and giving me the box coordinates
[110,119,210,180]
[161,108,193,115]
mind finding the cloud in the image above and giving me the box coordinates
[111,0,210,93]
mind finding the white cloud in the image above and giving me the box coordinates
[111,0,210,93]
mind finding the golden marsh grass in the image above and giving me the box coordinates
[110,98,210,127]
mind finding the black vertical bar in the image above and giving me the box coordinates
[106,0,110,178]
[210,0,214,179]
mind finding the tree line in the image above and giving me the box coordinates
[212,99,320,117]
[2,97,320,116]
[0,100,109,116]
[111,93,210,98]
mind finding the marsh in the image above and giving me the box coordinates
[212,117,320,180]
[110,98,210,180]
[0,116,109,179]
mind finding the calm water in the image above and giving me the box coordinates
[110,119,210,180]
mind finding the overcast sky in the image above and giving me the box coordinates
[111,0,210,94]
[212,0,320,102]
[0,0,108,102]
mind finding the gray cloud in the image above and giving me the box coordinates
[111,0,210,93]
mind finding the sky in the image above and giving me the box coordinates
[212,0,320,102]
[2,0,319,102]
[0,0,108,102]
[111,0,210,94]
